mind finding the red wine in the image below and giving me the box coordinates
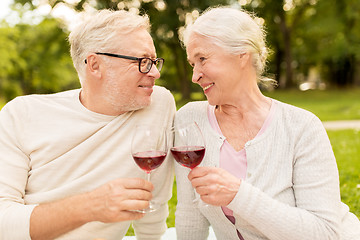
[133,151,167,173]
[170,146,205,169]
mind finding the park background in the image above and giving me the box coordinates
[0,0,359,236]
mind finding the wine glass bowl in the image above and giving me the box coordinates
[132,150,167,173]
[131,124,168,213]
[170,122,206,169]
[170,146,205,169]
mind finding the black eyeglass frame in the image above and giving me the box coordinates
[84,52,164,74]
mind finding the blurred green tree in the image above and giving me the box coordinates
[0,17,79,101]
[295,0,360,87]
[248,0,360,88]
[0,26,22,99]
[243,0,315,88]
[3,0,360,103]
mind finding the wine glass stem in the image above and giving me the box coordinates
[146,172,155,210]
[193,188,209,207]
[193,188,199,203]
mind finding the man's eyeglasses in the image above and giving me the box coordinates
[84,52,164,74]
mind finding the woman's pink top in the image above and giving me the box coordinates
[207,100,276,218]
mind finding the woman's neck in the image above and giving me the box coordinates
[216,86,271,120]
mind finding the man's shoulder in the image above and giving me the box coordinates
[10,89,79,103]
[153,86,174,100]
[1,89,80,114]
[151,86,176,108]
[28,89,80,101]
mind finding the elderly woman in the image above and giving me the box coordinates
[174,6,360,240]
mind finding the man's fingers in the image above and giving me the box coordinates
[120,199,151,211]
[121,210,146,220]
[126,189,153,201]
[115,178,154,191]
[108,209,146,221]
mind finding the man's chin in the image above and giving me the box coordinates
[127,100,152,111]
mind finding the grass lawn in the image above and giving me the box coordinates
[263,88,360,121]
[328,129,360,217]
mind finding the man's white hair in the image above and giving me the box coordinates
[68,9,150,85]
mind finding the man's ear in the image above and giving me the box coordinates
[85,54,102,79]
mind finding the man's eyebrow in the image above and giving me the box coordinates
[132,51,156,58]
[143,53,157,58]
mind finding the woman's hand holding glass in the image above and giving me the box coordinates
[188,167,241,206]
[171,122,240,206]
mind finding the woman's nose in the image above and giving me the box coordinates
[191,67,203,83]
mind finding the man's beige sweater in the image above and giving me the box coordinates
[0,86,176,240]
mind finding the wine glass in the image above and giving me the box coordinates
[170,122,206,203]
[131,124,168,213]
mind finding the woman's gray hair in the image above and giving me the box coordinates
[182,7,269,82]
[68,9,150,84]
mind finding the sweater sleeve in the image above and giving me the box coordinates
[0,99,37,240]
[228,115,341,240]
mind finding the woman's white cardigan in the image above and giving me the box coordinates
[174,100,360,240]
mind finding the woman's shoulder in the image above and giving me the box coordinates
[272,99,321,128]
[178,101,208,111]
[175,101,208,122]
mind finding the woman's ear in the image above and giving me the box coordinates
[239,52,250,68]
[85,54,102,79]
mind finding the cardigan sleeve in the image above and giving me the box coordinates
[0,99,37,240]
[174,160,211,240]
[228,115,341,240]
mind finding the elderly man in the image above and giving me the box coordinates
[0,9,175,240]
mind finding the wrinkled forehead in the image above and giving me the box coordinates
[186,33,214,59]
[110,28,157,58]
